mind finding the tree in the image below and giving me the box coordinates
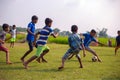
[53,28,60,33]
[97,28,108,37]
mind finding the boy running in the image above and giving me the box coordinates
[69,29,104,62]
[58,25,86,70]
[115,30,120,55]
[10,25,17,48]
[0,24,12,64]
[23,18,58,69]
[21,15,38,62]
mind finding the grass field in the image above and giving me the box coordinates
[0,43,120,80]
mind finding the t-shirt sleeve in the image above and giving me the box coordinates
[49,28,54,34]
[92,38,97,42]
[27,23,32,30]
[83,33,87,37]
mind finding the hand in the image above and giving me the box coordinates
[0,41,4,44]
[33,41,36,47]
[83,51,86,57]
[54,32,59,37]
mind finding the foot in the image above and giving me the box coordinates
[58,66,64,70]
[6,62,12,64]
[80,65,83,68]
[21,58,24,63]
[36,58,41,63]
[42,58,47,63]
[23,62,28,69]
[98,59,102,62]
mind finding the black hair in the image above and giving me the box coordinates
[45,18,53,25]
[118,30,120,34]
[13,25,16,28]
[2,23,9,30]
[31,15,38,21]
[91,29,96,33]
[71,25,78,32]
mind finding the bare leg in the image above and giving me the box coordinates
[58,58,65,70]
[12,42,15,48]
[23,55,37,69]
[6,52,12,64]
[21,49,33,63]
[86,48,102,62]
[36,50,49,63]
[115,46,120,55]
[10,42,12,48]
[76,54,83,68]
[68,54,74,60]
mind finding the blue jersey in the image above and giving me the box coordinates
[27,22,35,41]
[36,26,53,46]
[116,35,120,46]
[68,33,83,50]
[83,33,97,47]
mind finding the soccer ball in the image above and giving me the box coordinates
[92,56,98,62]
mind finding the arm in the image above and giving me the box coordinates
[81,43,86,57]
[33,32,39,46]
[97,41,106,46]
[0,39,4,44]
[27,28,34,36]
[51,33,59,38]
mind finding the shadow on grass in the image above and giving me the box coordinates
[0,67,23,70]
[102,78,120,80]
[28,68,60,73]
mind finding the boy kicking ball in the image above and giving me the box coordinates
[68,29,105,62]
[0,24,12,64]
[23,18,58,69]
[58,25,86,70]
[115,30,120,55]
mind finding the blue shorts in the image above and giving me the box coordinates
[28,41,34,50]
[62,48,81,60]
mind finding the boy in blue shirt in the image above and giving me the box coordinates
[115,30,120,55]
[69,29,104,62]
[58,25,86,70]
[23,18,58,69]
[21,15,38,62]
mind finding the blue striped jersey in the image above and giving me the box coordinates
[36,26,53,46]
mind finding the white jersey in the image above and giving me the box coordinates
[11,29,17,38]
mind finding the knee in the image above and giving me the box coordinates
[30,48,33,52]
[5,49,9,53]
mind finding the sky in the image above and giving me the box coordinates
[0,0,120,37]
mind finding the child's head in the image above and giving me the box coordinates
[2,23,10,32]
[45,18,53,27]
[31,15,38,24]
[117,30,120,35]
[12,25,16,30]
[90,29,97,37]
[71,25,78,33]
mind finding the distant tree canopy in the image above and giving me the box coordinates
[97,28,108,37]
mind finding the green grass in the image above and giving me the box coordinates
[0,43,120,80]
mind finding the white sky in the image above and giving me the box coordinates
[0,0,120,37]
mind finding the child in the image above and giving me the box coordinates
[10,25,17,48]
[0,24,12,64]
[21,15,38,62]
[58,25,86,70]
[69,29,104,62]
[23,18,58,69]
[115,30,120,55]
